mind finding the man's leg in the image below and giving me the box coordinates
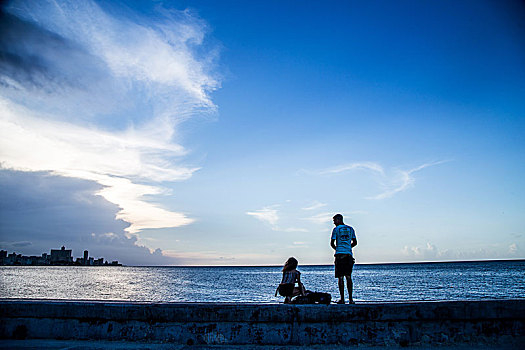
[345,275,354,303]
[338,277,345,303]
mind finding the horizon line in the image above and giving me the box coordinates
[115,258,525,268]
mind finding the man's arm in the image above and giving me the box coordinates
[351,237,357,248]
[330,239,337,251]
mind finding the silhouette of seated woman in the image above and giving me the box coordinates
[275,257,305,303]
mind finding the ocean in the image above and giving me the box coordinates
[1,260,523,303]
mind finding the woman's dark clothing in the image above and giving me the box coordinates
[276,270,301,297]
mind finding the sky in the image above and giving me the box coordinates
[0,0,524,266]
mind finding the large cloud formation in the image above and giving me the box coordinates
[0,0,219,264]
[0,170,174,265]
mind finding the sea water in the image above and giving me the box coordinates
[0,260,523,303]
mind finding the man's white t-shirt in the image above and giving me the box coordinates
[331,225,356,256]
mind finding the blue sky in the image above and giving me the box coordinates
[0,0,524,265]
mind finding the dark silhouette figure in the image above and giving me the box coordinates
[275,257,305,303]
[330,214,358,304]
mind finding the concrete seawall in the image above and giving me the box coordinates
[1,299,524,347]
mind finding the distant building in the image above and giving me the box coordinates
[25,255,47,265]
[6,252,20,265]
[0,246,120,266]
[50,246,72,264]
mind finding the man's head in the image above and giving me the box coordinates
[333,214,344,226]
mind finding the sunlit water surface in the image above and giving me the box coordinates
[1,261,523,302]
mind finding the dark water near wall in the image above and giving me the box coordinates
[1,260,524,303]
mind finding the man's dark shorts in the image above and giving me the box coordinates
[334,254,355,278]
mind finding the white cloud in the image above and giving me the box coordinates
[5,0,218,111]
[246,205,308,232]
[303,212,334,225]
[0,170,178,265]
[95,176,193,234]
[0,100,196,233]
[368,160,449,200]
[0,99,196,181]
[0,0,219,239]
[301,201,327,211]
[319,162,385,176]
[402,242,439,259]
[316,160,449,200]
[246,206,279,226]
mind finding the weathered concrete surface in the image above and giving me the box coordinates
[1,299,524,347]
[1,339,523,349]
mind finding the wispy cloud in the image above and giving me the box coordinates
[246,206,280,226]
[0,1,219,238]
[316,160,449,200]
[301,201,327,211]
[302,212,334,225]
[320,162,385,176]
[246,205,308,232]
[368,160,449,200]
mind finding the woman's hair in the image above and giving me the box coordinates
[282,257,298,272]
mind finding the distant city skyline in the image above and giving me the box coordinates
[0,245,121,266]
[0,0,524,265]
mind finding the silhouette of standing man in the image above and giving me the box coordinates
[330,214,358,304]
